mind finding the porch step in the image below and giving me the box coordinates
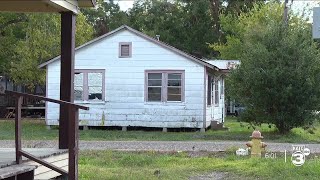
[24,153,68,180]
[0,164,36,180]
[210,121,229,131]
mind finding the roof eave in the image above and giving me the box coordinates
[79,0,96,7]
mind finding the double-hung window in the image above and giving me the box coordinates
[220,77,224,97]
[74,70,105,101]
[207,75,220,106]
[146,70,184,102]
[214,78,219,105]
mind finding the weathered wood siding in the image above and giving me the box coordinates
[46,29,206,128]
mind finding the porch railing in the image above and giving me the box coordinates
[4,90,89,180]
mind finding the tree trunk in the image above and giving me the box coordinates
[277,119,290,134]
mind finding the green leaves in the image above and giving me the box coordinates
[219,2,320,133]
[0,12,94,89]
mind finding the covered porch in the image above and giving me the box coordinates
[0,148,67,179]
[0,0,95,179]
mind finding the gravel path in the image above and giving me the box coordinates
[0,140,319,153]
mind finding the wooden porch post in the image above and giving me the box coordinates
[68,106,79,180]
[59,12,76,149]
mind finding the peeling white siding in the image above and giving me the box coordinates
[46,30,207,128]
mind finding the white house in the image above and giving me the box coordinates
[39,25,226,131]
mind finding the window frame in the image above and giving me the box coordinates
[119,42,132,58]
[220,76,224,97]
[207,75,211,106]
[145,70,185,103]
[214,78,219,106]
[74,69,105,101]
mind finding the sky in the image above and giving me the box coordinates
[113,0,319,21]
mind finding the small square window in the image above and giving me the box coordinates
[119,42,132,58]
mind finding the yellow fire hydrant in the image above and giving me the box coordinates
[246,130,267,158]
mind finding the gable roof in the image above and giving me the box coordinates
[38,25,219,71]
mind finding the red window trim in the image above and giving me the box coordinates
[119,42,132,58]
[145,70,185,102]
[74,69,105,101]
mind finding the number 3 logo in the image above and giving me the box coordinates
[291,151,305,166]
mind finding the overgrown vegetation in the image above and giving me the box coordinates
[1,117,320,143]
[214,2,320,133]
[79,150,320,180]
[0,13,93,89]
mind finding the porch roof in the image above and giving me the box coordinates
[0,0,95,14]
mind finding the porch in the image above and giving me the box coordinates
[0,148,68,180]
[0,0,95,179]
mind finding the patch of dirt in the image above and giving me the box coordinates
[189,172,240,180]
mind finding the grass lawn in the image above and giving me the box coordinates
[0,117,320,143]
[79,150,320,180]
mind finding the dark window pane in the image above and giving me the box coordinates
[148,73,162,80]
[168,73,181,79]
[168,95,181,101]
[121,44,130,56]
[148,87,161,101]
[168,87,181,95]
[148,87,161,94]
[168,80,181,86]
[215,93,219,104]
[148,80,162,86]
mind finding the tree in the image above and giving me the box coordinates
[214,2,320,133]
[0,13,27,75]
[3,13,94,89]
[129,0,220,58]
[81,0,129,36]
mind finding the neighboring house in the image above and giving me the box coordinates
[0,76,45,118]
[205,60,241,116]
[39,25,226,131]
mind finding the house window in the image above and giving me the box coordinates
[146,70,184,102]
[220,77,224,96]
[207,75,216,106]
[119,42,132,58]
[74,70,105,101]
[214,78,219,105]
[207,75,212,105]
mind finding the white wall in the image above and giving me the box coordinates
[46,29,207,128]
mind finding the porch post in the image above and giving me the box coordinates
[59,12,76,149]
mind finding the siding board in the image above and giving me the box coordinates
[46,30,209,128]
